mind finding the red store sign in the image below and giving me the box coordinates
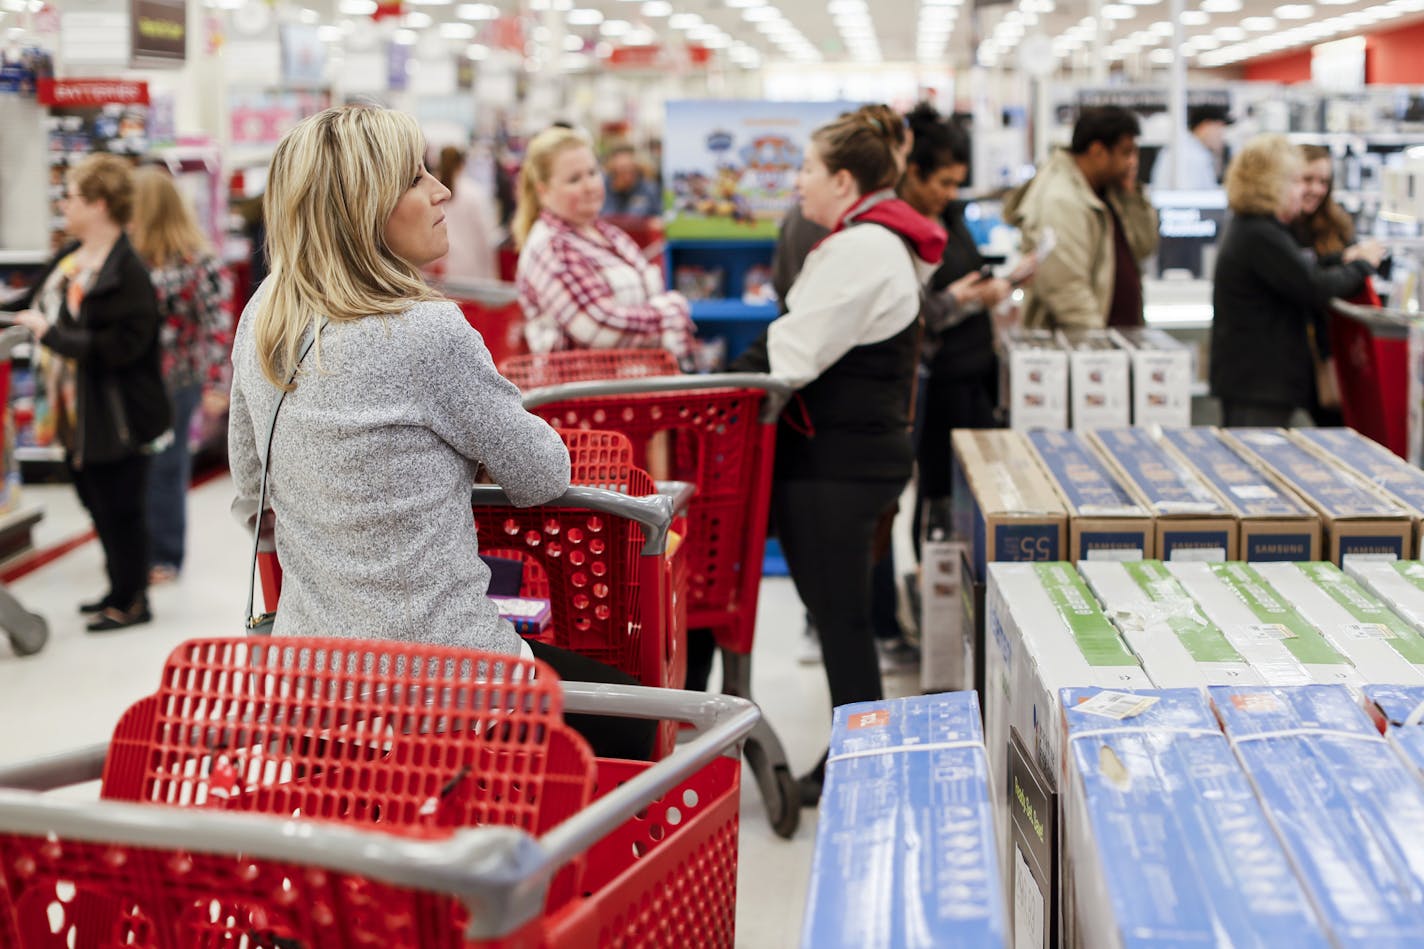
[36,78,150,107]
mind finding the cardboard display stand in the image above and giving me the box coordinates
[1056,329,1130,431]
[1025,429,1153,562]
[951,429,1068,584]
[1294,427,1424,556]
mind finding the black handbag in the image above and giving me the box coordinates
[244,323,323,635]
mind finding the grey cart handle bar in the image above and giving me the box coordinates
[470,484,676,556]
[0,683,760,941]
[521,372,795,424]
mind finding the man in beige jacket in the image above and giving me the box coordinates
[1004,106,1159,331]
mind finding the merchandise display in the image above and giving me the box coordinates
[1089,427,1236,562]
[1057,329,1129,431]
[1296,426,1424,553]
[950,429,1067,583]
[1364,684,1424,776]
[1000,328,1069,431]
[1225,428,1414,563]
[1160,427,1322,561]
[1213,684,1424,945]
[1109,327,1194,429]
[801,692,1006,949]
[1346,559,1424,637]
[1060,687,1330,949]
[1025,429,1153,562]
[918,499,970,694]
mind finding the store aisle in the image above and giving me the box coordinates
[0,473,919,947]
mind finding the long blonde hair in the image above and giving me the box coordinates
[1225,134,1302,218]
[511,126,591,249]
[257,106,440,390]
[130,166,210,267]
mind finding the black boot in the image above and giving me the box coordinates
[798,752,828,808]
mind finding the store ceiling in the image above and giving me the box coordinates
[253,0,1424,72]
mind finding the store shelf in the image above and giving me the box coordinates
[0,503,42,566]
[0,251,49,267]
[689,299,779,322]
[15,447,63,464]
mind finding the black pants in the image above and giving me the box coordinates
[69,453,150,608]
[1220,400,1299,428]
[772,478,905,715]
[912,371,998,559]
[525,638,657,761]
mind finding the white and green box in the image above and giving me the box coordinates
[1079,560,1262,688]
[1166,562,1361,688]
[1254,561,1424,685]
[1346,560,1424,640]
[984,562,1150,883]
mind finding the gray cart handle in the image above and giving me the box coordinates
[0,682,760,941]
[471,484,677,556]
[1330,298,1420,339]
[521,372,794,424]
[437,276,520,306]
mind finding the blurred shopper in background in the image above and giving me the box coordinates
[514,126,694,363]
[1006,106,1158,330]
[899,104,1015,546]
[601,144,662,218]
[130,167,232,586]
[1293,143,1386,425]
[1150,104,1232,192]
[731,104,945,806]
[428,145,500,284]
[6,155,171,631]
[1212,134,1332,428]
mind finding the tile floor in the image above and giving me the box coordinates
[0,474,922,948]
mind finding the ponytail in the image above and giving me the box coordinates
[512,126,589,249]
[811,103,904,195]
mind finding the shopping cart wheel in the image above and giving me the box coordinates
[0,596,47,658]
[744,719,800,839]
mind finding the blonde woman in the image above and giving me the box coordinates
[130,167,232,585]
[4,155,171,631]
[513,126,694,362]
[228,107,652,759]
[1211,134,1326,427]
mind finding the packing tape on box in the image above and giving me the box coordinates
[1231,727,1389,745]
[826,739,983,765]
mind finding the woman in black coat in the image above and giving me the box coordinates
[1210,135,1333,428]
[6,155,171,630]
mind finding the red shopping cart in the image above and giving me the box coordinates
[441,277,530,370]
[520,374,801,838]
[1330,298,1414,458]
[0,636,758,947]
[499,349,679,392]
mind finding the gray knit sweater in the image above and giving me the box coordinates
[228,289,571,655]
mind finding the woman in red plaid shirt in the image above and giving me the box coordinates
[513,127,694,364]
[130,167,232,585]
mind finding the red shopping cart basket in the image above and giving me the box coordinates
[499,349,679,392]
[0,636,757,948]
[1330,298,1413,458]
[442,277,529,370]
[520,374,801,838]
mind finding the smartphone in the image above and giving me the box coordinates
[976,264,995,282]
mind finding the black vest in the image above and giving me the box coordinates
[774,314,920,482]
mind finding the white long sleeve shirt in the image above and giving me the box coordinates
[766,223,928,390]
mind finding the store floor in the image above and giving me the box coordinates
[0,474,921,948]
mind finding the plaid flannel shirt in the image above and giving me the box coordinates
[516,211,693,358]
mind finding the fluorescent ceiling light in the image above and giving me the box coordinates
[1274,3,1313,16]
[643,0,671,13]
[338,0,376,14]
[743,6,781,19]
[668,13,701,28]
[1241,14,1276,27]
[726,0,764,5]
[600,18,630,34]
[456,3,498,18]
[466,42,489,58]
[567,7,603,24]
[1179,9,1210,21]
[1201,0,1241,9]
[393,28,417,43]
[562,33,583,49]
[317,24,342,41]
[403,11,432,27]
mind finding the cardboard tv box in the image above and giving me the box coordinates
[1079,560,1262,688]
[1055,329,1129,431]
[1253,561,1424,685]
[919,498,970,694]
[951,429,1068,584]
[984,562,1150,942]
[1159,427,1321,562]
[1224,428,1412,565]
[1213,684,1424,945]
[1000,328,1069,431]
[1294,427,1424,556]
[1024,429,1153,562]
[1089,427,1237,562]
[1109,327,1193,429]
[1165,561,1361,688]
[802,693,1007,949]
[1060,687,1330,949]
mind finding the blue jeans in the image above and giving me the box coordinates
[146,383,202,571]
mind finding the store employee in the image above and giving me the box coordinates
[1150,104,1232,192]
